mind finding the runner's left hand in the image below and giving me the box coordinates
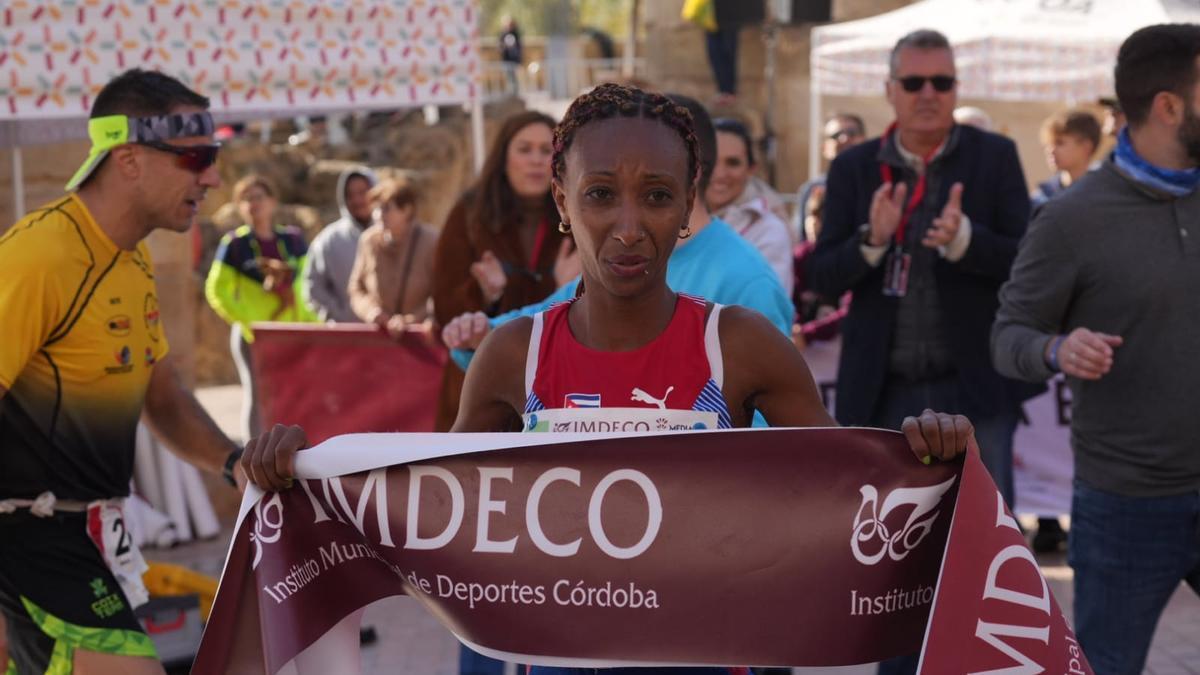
[901,409,976,463]
[241,424,307,492]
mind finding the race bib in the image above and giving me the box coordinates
[522,407,720,434]
[86,501,150,609]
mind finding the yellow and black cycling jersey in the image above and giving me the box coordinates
[0,194,169,501]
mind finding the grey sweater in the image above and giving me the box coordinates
[991,161,1200,497]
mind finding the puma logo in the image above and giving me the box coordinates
[631,386,674,410]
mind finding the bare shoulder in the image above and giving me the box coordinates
[463,315,535,413]
[716,304,785,350]
[714,304,833,428]
[478,315,534,362]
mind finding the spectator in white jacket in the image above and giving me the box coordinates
[707,118,794,294]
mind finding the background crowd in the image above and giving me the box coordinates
[188,22,1200,675]
[1,3,1196,672]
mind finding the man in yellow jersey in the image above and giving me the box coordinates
[0,69,249,674]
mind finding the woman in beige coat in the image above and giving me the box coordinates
[347,178,439,338]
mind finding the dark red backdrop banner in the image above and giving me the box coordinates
[249,323,447,443]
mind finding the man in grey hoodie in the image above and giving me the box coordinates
[303,166,378,322]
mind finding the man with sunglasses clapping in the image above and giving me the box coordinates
[808,32,1039,675]
[0,69,246,675]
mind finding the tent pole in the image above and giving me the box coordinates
[470,98,486,174]
[808,58,821,181]
[12,146,25,221]
[623,0,640,78]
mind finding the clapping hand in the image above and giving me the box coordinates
[470,251,507,304]
[923,182,964,249]
[867,182,908,247]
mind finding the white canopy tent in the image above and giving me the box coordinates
[808,0,1200,175]
[1,0,486,220]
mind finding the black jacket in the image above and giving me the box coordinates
[809,124,1036,424]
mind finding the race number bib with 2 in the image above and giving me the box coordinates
[86,501,150,608]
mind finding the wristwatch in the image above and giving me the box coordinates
[223,448,244,487]
[857,223,883,248]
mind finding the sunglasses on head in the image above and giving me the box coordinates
[894,75,957,93]
[138,140,221,173]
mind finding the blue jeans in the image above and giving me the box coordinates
[460,645,507,675]
[1069,480,1200,675]
[704,28,738,95]
[871,376,1019,675]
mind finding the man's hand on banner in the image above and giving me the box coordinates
[901,409,976,464]
[241,424,308,492]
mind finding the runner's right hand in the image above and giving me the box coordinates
[241,424,307,492]
[441,311,491,350]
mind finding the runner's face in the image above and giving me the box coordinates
[552,116,694,298]
[135,104,221,233]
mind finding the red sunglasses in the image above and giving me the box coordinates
[138,140,221,173]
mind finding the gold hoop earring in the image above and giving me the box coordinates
[679,225,692,240]
[558,221,571,234]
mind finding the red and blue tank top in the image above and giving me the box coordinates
[521,293,732,433]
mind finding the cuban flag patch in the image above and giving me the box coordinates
[564,393,601,408]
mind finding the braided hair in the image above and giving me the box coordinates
[552,83,700,191]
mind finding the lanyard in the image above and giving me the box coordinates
[247,226,293,262]
[878,124,940,247]
[528,217,549,273]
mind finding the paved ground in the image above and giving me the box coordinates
[162,386,1200,674]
